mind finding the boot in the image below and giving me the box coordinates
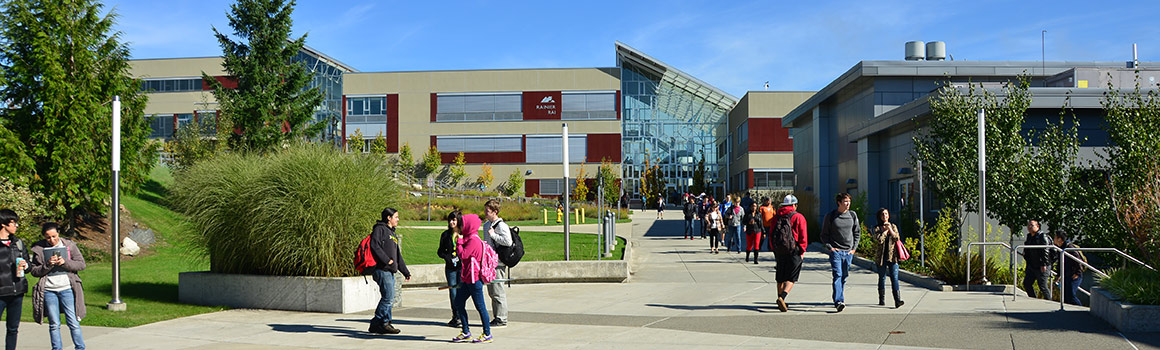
[384,322,401,334]
[745,251,750,262]
[893,290,905,309]
[369,320,388,334]
[878,289,885,306]
[753,251,759,264]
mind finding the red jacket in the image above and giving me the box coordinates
[777,206,809,256]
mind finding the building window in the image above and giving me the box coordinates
[346,96,387,123]
[436,93,522,121]
[436,135,523,153]
[752,171,794,190]
[526,135,586,163]
[175,113,194,130]
[140,78,204,93]
[195,110,217,135]
[146,114,175,139]
[538,179,578,196]
[562,92,617,120]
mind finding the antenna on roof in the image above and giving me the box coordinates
[1133,43,1139,69]
[764,81,769,90]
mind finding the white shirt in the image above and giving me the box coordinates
[43,242,70,292]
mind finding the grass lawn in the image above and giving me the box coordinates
[396,228,626,264]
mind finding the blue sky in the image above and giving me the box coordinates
[110,0,1160,97]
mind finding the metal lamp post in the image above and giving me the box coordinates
[108,96,126,311]
[562,123,571,261]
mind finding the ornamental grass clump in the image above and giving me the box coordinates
[170,143,399,277]
[1100,267,1160,305]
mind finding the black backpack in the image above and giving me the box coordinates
[770,211,799,255]
[495,220,525,267]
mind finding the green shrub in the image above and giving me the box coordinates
[0,177,52,241]
[1100,267,1160,305]
[928,252,1014,285]
[170,143,400,277]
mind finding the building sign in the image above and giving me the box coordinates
[522,91,561,120]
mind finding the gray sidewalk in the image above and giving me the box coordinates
[42,211,1160,349]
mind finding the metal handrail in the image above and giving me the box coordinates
[965,242,1013,289]
[1056,247,1157,311]
[1012,244,1062,301]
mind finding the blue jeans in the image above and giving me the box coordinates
[1064,274,1083,306]
[445,270,459,320]
[0,294,21,350]
[45,288,84,350]
[684,218,694,237]
[453,280,491,336]
[878,263,900,293]
[733,225,744,251]
[371,269,397,325]
[829,250,853,304]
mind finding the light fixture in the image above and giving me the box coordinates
[898,167,912,175]
[525,169,533,176]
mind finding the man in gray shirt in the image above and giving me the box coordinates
[482,200,511,327]
[821,193,859,312]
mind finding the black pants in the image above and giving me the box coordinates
[709,229,720,249]
[0,294,22,350]
[1023,267,1052,300]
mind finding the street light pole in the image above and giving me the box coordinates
[562,123,571,261]
[978,108,988,284]
[108,96,126,312]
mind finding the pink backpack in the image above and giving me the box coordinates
[464,239,499,284]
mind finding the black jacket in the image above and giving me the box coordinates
[0,237,29,297]
[369,222,410,278]
[436,229,459,272]
[1023,232,1052,269]
[683,202,696,220]
[743,211,760,235]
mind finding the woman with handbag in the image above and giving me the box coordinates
[707,203,723,254]
[873,208,906,308]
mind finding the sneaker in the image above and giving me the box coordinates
[777,297,788,312]
[384,323,401,334]
[451,332,473,342]
[836,302,846,312]
[446,318,461,328]
[489,319,507,327]
[472,334,494,343]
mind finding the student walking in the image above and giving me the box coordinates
[721,195,736,252]
[744,202,762,263]
[758,197,777,260]
[773,195,808,312]
[1021,220,1053,300]
[0,209,29,350]
[30,223,86,350]
[436,211,463,328]
[729,202,744,254]
[872,209,905,308]
[482,200,512,327]
[821,193,859,312]
[450,214,494,343]
[707,203,723,254]
[368,208,411,334]
[1053,232,1087,306]
[656,197,664,219]
[683,197,697,240]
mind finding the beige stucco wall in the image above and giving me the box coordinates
[130,57,226,78]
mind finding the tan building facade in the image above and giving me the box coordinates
[723,91,813,193]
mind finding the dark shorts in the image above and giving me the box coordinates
[775,253,803,283]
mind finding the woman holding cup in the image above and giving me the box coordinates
[0,209,30,350]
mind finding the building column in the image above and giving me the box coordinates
[857,136,882,217]
[812,106,835,223]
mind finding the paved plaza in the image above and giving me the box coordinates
[21,210,1160,349]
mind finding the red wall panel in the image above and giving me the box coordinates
[748,118,793,152]
[525,179,539,198]
[747,169,755,189]
[586,134,622,162]
[522,91,562,120]
[440,152,525,164]
[430,93,438,122]
[210,76,238,89]
[387,94,399,152]
[615,90,622,120]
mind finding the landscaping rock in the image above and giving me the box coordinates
[129,228,155,247]
[120,237,140,256]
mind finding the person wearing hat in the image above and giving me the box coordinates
[773,194,808,312]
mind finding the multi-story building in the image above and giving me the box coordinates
[723,91,813,194]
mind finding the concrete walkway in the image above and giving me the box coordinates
[34,211,1160,349]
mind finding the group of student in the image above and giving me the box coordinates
[0,209,87,350]
[1020,219,1088,306]
[364,200,513,343]
[680,192,909,312]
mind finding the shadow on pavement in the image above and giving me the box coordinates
[646,303,777,313]
[268,323,442,342]
[998,310,1160,348]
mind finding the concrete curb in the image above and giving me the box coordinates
[1090,286,1160,332]
[848,253,948,291]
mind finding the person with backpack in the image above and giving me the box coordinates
[821,193,859,312]
[1021,220,1053,300]
[367,208,411,335]
[721,195,736,252]
[707,203,724,254]
[482,200,511,327]
[683,197,697,240]
[30,222,86,350]
[0,209,29,350]
[437,211,463,328]
[450,214,494,343]
[743,202,762,263]
[772,195,808,312]
[1053,232,1087,306]
[872,208,905,308]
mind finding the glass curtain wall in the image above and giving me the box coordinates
[294,50,351,145]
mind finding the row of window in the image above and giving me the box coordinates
[347,96,386,116]
[538,179,578,196]
[140,78,203,93]
[753,171,794,189]
[145,112,217,139]
[434,92,616,122]
[433,135,586,163]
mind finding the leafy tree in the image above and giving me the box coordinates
[690,155,706,195]
[477,163,494,190]
[449,152,468,186]
[345,128,364,153]
[166,122,220,172]
[640,157,665,209]
[572,164,588,201]
[501,169,524,196]
[1103,75,1160,265]
[203,0,322,153]
[421,145,441,178]
[370,131,388,159]
[597,158,620,205]
[397,142,414,175]
[0,0,155,222]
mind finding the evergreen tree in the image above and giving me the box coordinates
[397,142,414,175]
[0,0,155,222]
[421,145,441,177]
[203,0,322,153]
[370,131,388,158]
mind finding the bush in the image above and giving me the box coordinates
[0,177,51,241]
[1100,267,1160,305]
[928,252,1015,285]
[170,143,400,277]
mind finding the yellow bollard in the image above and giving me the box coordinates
[543,208,548,224]
[581,208,586,223]
[575,208,581,224]
[556,207,563,223]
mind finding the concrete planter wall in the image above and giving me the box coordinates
[179,240,631,313]
[849,252,948,291]
[1090,286,1160,332]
